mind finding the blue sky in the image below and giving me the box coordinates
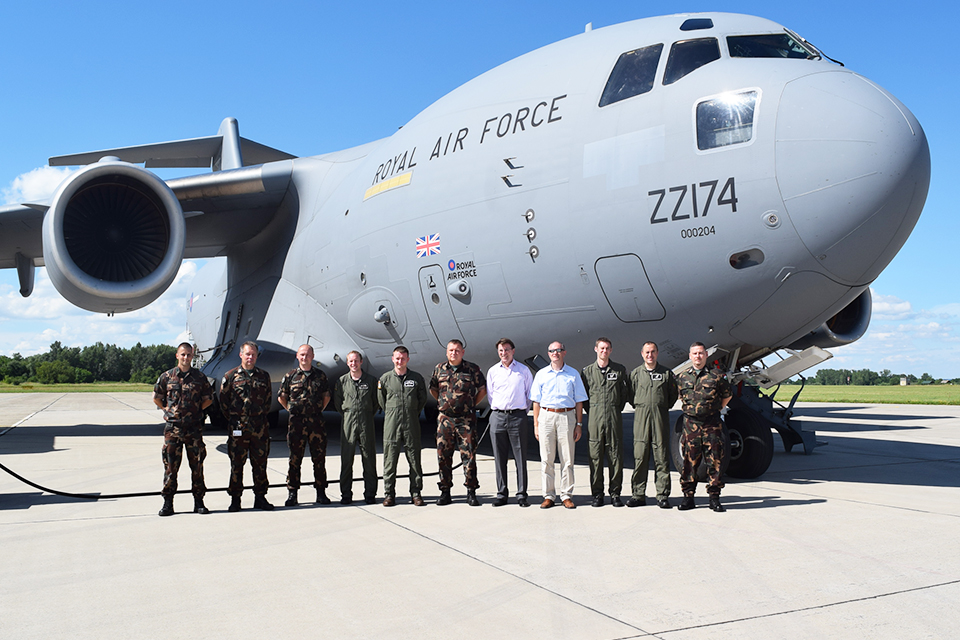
[1,1,956,378]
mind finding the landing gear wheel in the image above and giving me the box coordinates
[670,415,730,482]
[205,395,227,432]
[724,408,774,479]
[423,404,439,428]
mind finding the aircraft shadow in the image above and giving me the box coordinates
[0,423,163,455]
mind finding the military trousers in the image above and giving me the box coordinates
[340,420,378,501]
[286,414,327,490]
[436,414,478,491]
[538,410,576,501]
[228,424,271,497]
[490,409,529,499]
[586,415,623,498]
[161,425,206,497]
[680,417,725,497]
[383,424,423,497]
[631,413,672,500]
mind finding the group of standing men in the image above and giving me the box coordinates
[153,336,732,516]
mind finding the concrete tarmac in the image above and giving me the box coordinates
[1,393,958,639]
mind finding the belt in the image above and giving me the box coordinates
[542,407,574,413]
[492,408,526,413]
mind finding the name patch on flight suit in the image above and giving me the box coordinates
[606,372,619,381]
[358,383,369,391]
[650,373,664,381]
[403,379,417,388]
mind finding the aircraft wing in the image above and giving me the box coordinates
[0,118,296,311]
[49,117,296,170]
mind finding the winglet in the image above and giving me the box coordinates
[49,118,296,170]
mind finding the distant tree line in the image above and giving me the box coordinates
[0,341,177,385]
[789,368,958,386]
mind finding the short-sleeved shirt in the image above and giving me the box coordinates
[279,366,329,416]
[154,367,213,428]
[530,364,588,409]
[430,360,486,418]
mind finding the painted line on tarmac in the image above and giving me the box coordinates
[0,394,65,436]
[652,578,960,637]
[364,508,656,638]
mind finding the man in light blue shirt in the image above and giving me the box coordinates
[530,341,588,509]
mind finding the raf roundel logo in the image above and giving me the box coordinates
[448,260,456,271]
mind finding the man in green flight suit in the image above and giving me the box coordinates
[628,341,679,508]
[378,346,428,507]
[580,337,630,507]
[333,350,380,505]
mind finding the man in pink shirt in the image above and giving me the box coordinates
[485,338,534,507]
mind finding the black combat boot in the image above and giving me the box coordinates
[341,493,353,505]
[285,489,298,507]
[316,488,331,505]
[467,489,480,507]
[158,496,174,517]
[253,494,275,511]
[193,496,210,514]
[678,495,696,511]
[228,496,242,512]
[709,496,725,512]
[437,489,452,506]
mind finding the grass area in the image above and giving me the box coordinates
[2,382,957,404]
[777,384,960,405]
[0,382,153,393]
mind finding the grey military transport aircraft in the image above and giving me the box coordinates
[0,13,930,479]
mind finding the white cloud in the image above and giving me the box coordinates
[0,260,205,356]
[2,166,77,205]
[870,291,914,320]
[801,289,960,379]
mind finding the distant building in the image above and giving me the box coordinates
[900,376,908,386]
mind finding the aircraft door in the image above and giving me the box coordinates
[595,254,666,322]
[418,265,465,346]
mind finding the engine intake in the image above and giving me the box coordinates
[787,289,872,350]
[42,161,185,313]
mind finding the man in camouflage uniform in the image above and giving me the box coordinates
[430,339,486,506]
[628,341,679,508]
[580,337,630,507]
[677,342,732,512]
[220,341,275,512]
[153,342,213,517]
[278,344,331,507]
[333,350,380,505]
[378,345,428,506]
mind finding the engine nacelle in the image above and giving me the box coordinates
[42,160,185,314]
[787,289,872,351]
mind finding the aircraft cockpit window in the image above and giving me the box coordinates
[599,43,664,107]
[696,90,758,150]
[727,34,817,59]
[663,38,720,85]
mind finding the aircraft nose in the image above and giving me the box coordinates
[775,71,930,284]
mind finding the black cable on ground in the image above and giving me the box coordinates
[0,421,491,502]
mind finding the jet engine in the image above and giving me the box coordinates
[787,289,872,350]
[41,160,185,314]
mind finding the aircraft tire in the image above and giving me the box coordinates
[723,408,774,479]
[205,396,228,432]
[671,415,730,482]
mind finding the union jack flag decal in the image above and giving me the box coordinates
[416,233,441,258]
